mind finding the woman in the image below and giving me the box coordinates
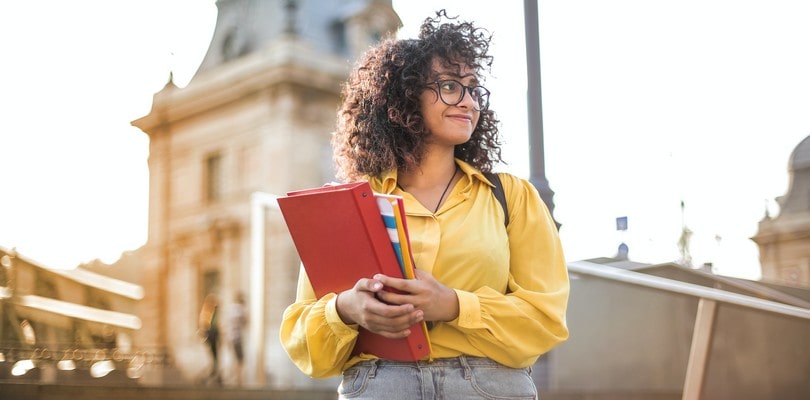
[280,10,569,399]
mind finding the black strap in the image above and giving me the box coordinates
[484,172,509,227]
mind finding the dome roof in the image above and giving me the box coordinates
[780,134,810,215]
[790,134,810,171]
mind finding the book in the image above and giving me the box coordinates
[277,181,430,361]
[374,194,417,279]
[375,195,405,277]
[374,193,431,345]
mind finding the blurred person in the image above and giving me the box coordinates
[226,291,248,385]
[198,293,221,384]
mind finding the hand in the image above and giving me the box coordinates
[374,269,460,323]
[335,276,424,339]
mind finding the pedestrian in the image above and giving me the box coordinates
[226,291,248,385]
[198,293,221,384]
[280,9,569,399]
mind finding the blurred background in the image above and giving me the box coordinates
[1,1,808,399]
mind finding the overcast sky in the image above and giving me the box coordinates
[2,1,808,281]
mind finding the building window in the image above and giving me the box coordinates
[205,154,223,202]
[202,270,220,302]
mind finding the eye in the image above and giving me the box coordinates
[439,80,459,91]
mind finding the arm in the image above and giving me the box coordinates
[280,265,425,377]
[279,267,358,378]
[376,175,569,367]
[452,175,569,367]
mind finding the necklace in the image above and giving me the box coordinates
[433,166,459,213]
[396,166,459,213]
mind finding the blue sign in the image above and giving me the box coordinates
[616,216,628,231]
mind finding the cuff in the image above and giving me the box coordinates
[325,294,359,334]
[451,289,482,329]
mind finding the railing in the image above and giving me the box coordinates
[567,260,810,400]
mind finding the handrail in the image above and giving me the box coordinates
[567,260,810,320]
[13,294,142,330]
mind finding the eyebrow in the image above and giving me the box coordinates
[435,71,480,85]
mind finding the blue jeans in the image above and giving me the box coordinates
[338,355,537,399]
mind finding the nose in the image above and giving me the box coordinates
[457,87,476,109]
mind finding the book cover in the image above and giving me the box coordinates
[277,181,430,361]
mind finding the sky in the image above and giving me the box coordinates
[1,1,809,280]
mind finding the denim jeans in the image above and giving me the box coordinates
[338,355,537,400]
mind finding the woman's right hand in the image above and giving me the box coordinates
[335,276,424,339]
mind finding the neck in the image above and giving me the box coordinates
[397,149,456,190]
[396,151,459,213]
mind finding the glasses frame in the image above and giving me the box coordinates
[425,79,490,111]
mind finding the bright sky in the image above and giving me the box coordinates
[2,1,808,280]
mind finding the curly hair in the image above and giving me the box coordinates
[332,10,503,181]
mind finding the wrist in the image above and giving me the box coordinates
[335,291,355,325]
[441,287,460,322]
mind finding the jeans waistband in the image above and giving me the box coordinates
[361,355,510,369]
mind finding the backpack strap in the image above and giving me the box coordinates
[484,172,509,227]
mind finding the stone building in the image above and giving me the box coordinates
[0,246,145,384]
[130,0,400,388]
[752,134,810,287]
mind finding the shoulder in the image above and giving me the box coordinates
[490,172,536,200]
[490,172,551,221]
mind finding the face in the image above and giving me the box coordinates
[419,58,482,147]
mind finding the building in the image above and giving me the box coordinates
[0,246,146,384]
[130,0,400,387]
[752,134,810,287]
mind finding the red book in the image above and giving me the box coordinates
[277,181,431,361]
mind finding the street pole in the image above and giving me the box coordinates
[524,0,560,229]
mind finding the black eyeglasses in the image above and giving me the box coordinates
[426,79,490,111]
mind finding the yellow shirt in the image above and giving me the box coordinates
[280,159,570,378]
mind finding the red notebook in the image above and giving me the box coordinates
[277,181,431,361]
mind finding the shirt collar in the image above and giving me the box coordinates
[369,158,495,193]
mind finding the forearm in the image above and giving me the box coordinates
[280,292,359,378]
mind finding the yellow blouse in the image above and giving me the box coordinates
[280,159,570,378]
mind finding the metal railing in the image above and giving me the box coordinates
[567,260,810,400]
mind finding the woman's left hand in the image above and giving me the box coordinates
[374,269,460,323]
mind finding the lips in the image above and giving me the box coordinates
[447,113,472,122]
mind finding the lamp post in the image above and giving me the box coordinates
[524,0,560,229]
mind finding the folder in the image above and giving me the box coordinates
[277,181,431,361]
[375,195,406,277]
[375,194,417,279]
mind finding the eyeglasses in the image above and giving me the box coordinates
[426,79,490,111]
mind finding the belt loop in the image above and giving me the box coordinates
[368,359,379,379]
[459,355,472,380]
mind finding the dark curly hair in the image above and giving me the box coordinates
[332,10,503,181]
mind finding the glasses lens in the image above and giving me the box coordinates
[434,80,489,111]
[437,80,462,105]
[471,87,488,111]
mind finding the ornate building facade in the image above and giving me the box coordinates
[131,0,400,388]
[752,134,810,287]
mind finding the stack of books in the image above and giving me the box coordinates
[277,181,431,361]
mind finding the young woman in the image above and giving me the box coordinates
[281,10,569,399]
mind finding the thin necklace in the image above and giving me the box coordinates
[396,166,459,213]
[434,166,459,213]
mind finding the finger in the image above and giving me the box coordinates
[373,274,414,293]
[355,277,384,293]
[375,290,415,306]
[364,309,423,333]
[374,328,412,339]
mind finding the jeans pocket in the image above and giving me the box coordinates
[469,365,537,399]
[338,365,370,398]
